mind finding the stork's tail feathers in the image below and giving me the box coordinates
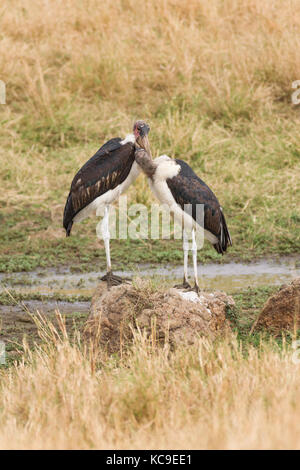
[213,209,232,255]
[65,221,73,237]
[63,193,74,237]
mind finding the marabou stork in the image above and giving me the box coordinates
[63,121,151,286]
[135,149,232,293]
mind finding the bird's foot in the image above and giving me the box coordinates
[174,280,191,290]
[186,284,201,295]
[101,271,131,289]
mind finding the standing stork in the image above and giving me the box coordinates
[63,120,151,287]
[135,149,232,293]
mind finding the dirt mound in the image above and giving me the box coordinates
[84,279,234,354]
[253,278,300,334]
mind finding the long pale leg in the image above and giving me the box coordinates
[190,228,200,294]
[174,230,191,289]
[100,206,123,288]
[103,205,111,272]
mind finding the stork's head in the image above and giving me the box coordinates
[133,120,152,158]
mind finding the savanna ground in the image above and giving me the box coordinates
[0,0,300,449]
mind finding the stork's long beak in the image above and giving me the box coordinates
[136,128,152,160]
[137,134,152,159]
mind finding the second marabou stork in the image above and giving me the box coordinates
[135,149,232,293]
[63,120,151,287]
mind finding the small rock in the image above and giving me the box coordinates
[254,278,300,334]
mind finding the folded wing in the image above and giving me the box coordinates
[63,138,135,236]
[166,159,232,253]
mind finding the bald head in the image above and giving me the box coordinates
[133,120,152,158]
[133,120,150,139]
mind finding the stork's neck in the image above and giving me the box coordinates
[134,149,156,179]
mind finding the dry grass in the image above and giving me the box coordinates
[0,0,300,198]
[0,313,299,449]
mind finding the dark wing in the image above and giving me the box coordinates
[167,159,232,254]
[63,138,135,235]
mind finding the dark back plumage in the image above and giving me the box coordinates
[166,159,232,254]
[63,138,135,235]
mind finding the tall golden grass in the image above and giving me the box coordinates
[0,313,299,449]
[1,0,300,202]
[2,0,300,108]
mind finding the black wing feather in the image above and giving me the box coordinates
[63,138,135,236]
[166,159,232,254]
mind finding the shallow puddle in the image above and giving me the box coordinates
[1,255,299,297]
